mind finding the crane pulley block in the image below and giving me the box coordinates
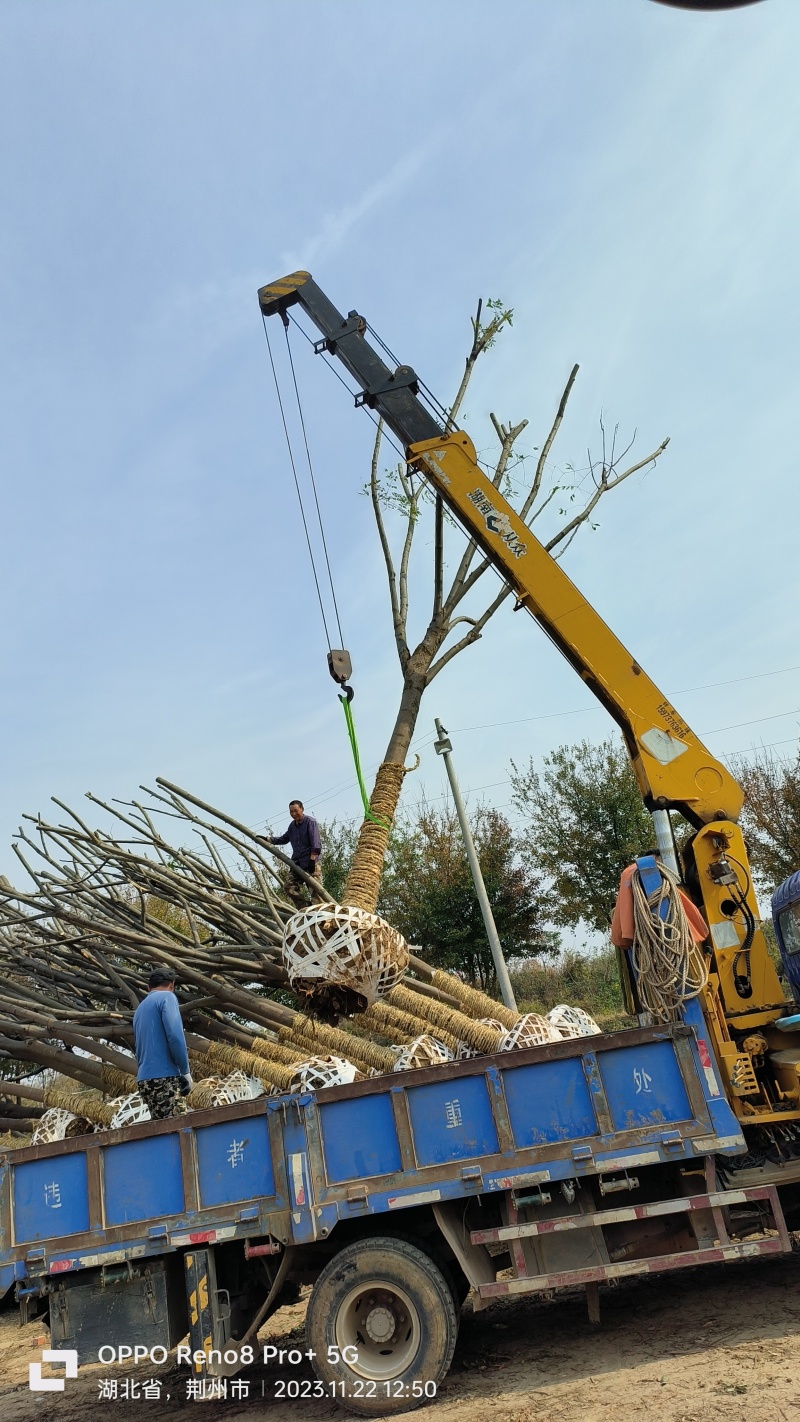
[327,649,352,686]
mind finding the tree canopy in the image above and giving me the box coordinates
[381,804,555,990]
[318,817,359,904]
[733,748,800,891]
[510,737,654,934]
[322,803,555,990]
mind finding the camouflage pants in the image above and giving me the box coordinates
[285,860,321,907]
[138,1075,186,1120]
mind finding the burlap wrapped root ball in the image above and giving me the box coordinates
[282,903,409,1020]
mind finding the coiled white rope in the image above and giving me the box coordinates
[629,862,708,1022]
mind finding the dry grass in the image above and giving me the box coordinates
[510,946,634,1032]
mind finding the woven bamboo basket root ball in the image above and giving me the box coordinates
[500,1013,563,1050]
[32,1109,90,1144]
[455,1020,508,1061]
[392,1035,455,1072]
[282,903,410,1019]
[546,1004,601,1038]
[109,1094,151,1129]
[288,1056,362,1093]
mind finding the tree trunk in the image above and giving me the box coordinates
[342,673,426,912]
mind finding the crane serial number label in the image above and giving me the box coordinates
[656,701,690,738]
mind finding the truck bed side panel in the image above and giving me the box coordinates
[0,1022,743,1297]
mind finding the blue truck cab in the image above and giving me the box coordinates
[0,1013,790,1416]
[773,870,800,1009]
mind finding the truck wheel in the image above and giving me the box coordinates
[414,1242,469,1314]
[306,1235,458,1416]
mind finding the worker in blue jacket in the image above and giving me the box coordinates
[132,968,192,1119]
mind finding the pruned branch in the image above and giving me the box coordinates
[443,365,580,618]
[545,437,670,556]
[369,421,409,670]
[519,364,579,521]
[0,772,518,1117]
[433,495,444,619]
[446,298,513,432]
[398,477,420,647]
[429,583,512,681]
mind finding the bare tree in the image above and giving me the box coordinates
[342,304,669,913]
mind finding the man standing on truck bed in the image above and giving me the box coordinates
[132,969,193,1119]
[266,799,322,907]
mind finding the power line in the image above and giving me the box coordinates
[703,708,800,737]
[258,678,800,828]
[722,735,800,759]
[446,664,800,736]
[427,732,800,813]
[672,663,800,696]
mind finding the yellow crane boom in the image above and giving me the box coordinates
[259,271,795,1126]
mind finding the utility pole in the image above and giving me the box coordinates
[433,718,517,1012]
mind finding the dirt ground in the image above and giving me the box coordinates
[2,1250,800,1422]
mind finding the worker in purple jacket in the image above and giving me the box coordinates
[267,800,322,906]
[132,969,192,1119]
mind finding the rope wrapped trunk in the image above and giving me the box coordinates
[342,761,407,911]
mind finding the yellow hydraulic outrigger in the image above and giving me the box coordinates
[259,271,799,1138]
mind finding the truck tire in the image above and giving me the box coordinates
[357,1224,470,1316]
[413,1241,469,1314]
[305,1235,459,1416]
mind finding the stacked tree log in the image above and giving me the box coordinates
[0,778,537,1147]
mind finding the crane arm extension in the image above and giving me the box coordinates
[258,271,742,828]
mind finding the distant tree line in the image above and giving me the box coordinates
[322,804,556,993]
[318,737,800,988]
[732,750,800,890]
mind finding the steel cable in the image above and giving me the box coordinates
[261,313,334,651]
[282,321,346,650]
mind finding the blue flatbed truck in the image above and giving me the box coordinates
[0,1005,791,1415]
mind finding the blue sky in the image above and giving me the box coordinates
[2,0,798,890]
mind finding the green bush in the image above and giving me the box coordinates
[509,947,634,1031]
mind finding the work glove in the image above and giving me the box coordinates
[178,1074,193,1096]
